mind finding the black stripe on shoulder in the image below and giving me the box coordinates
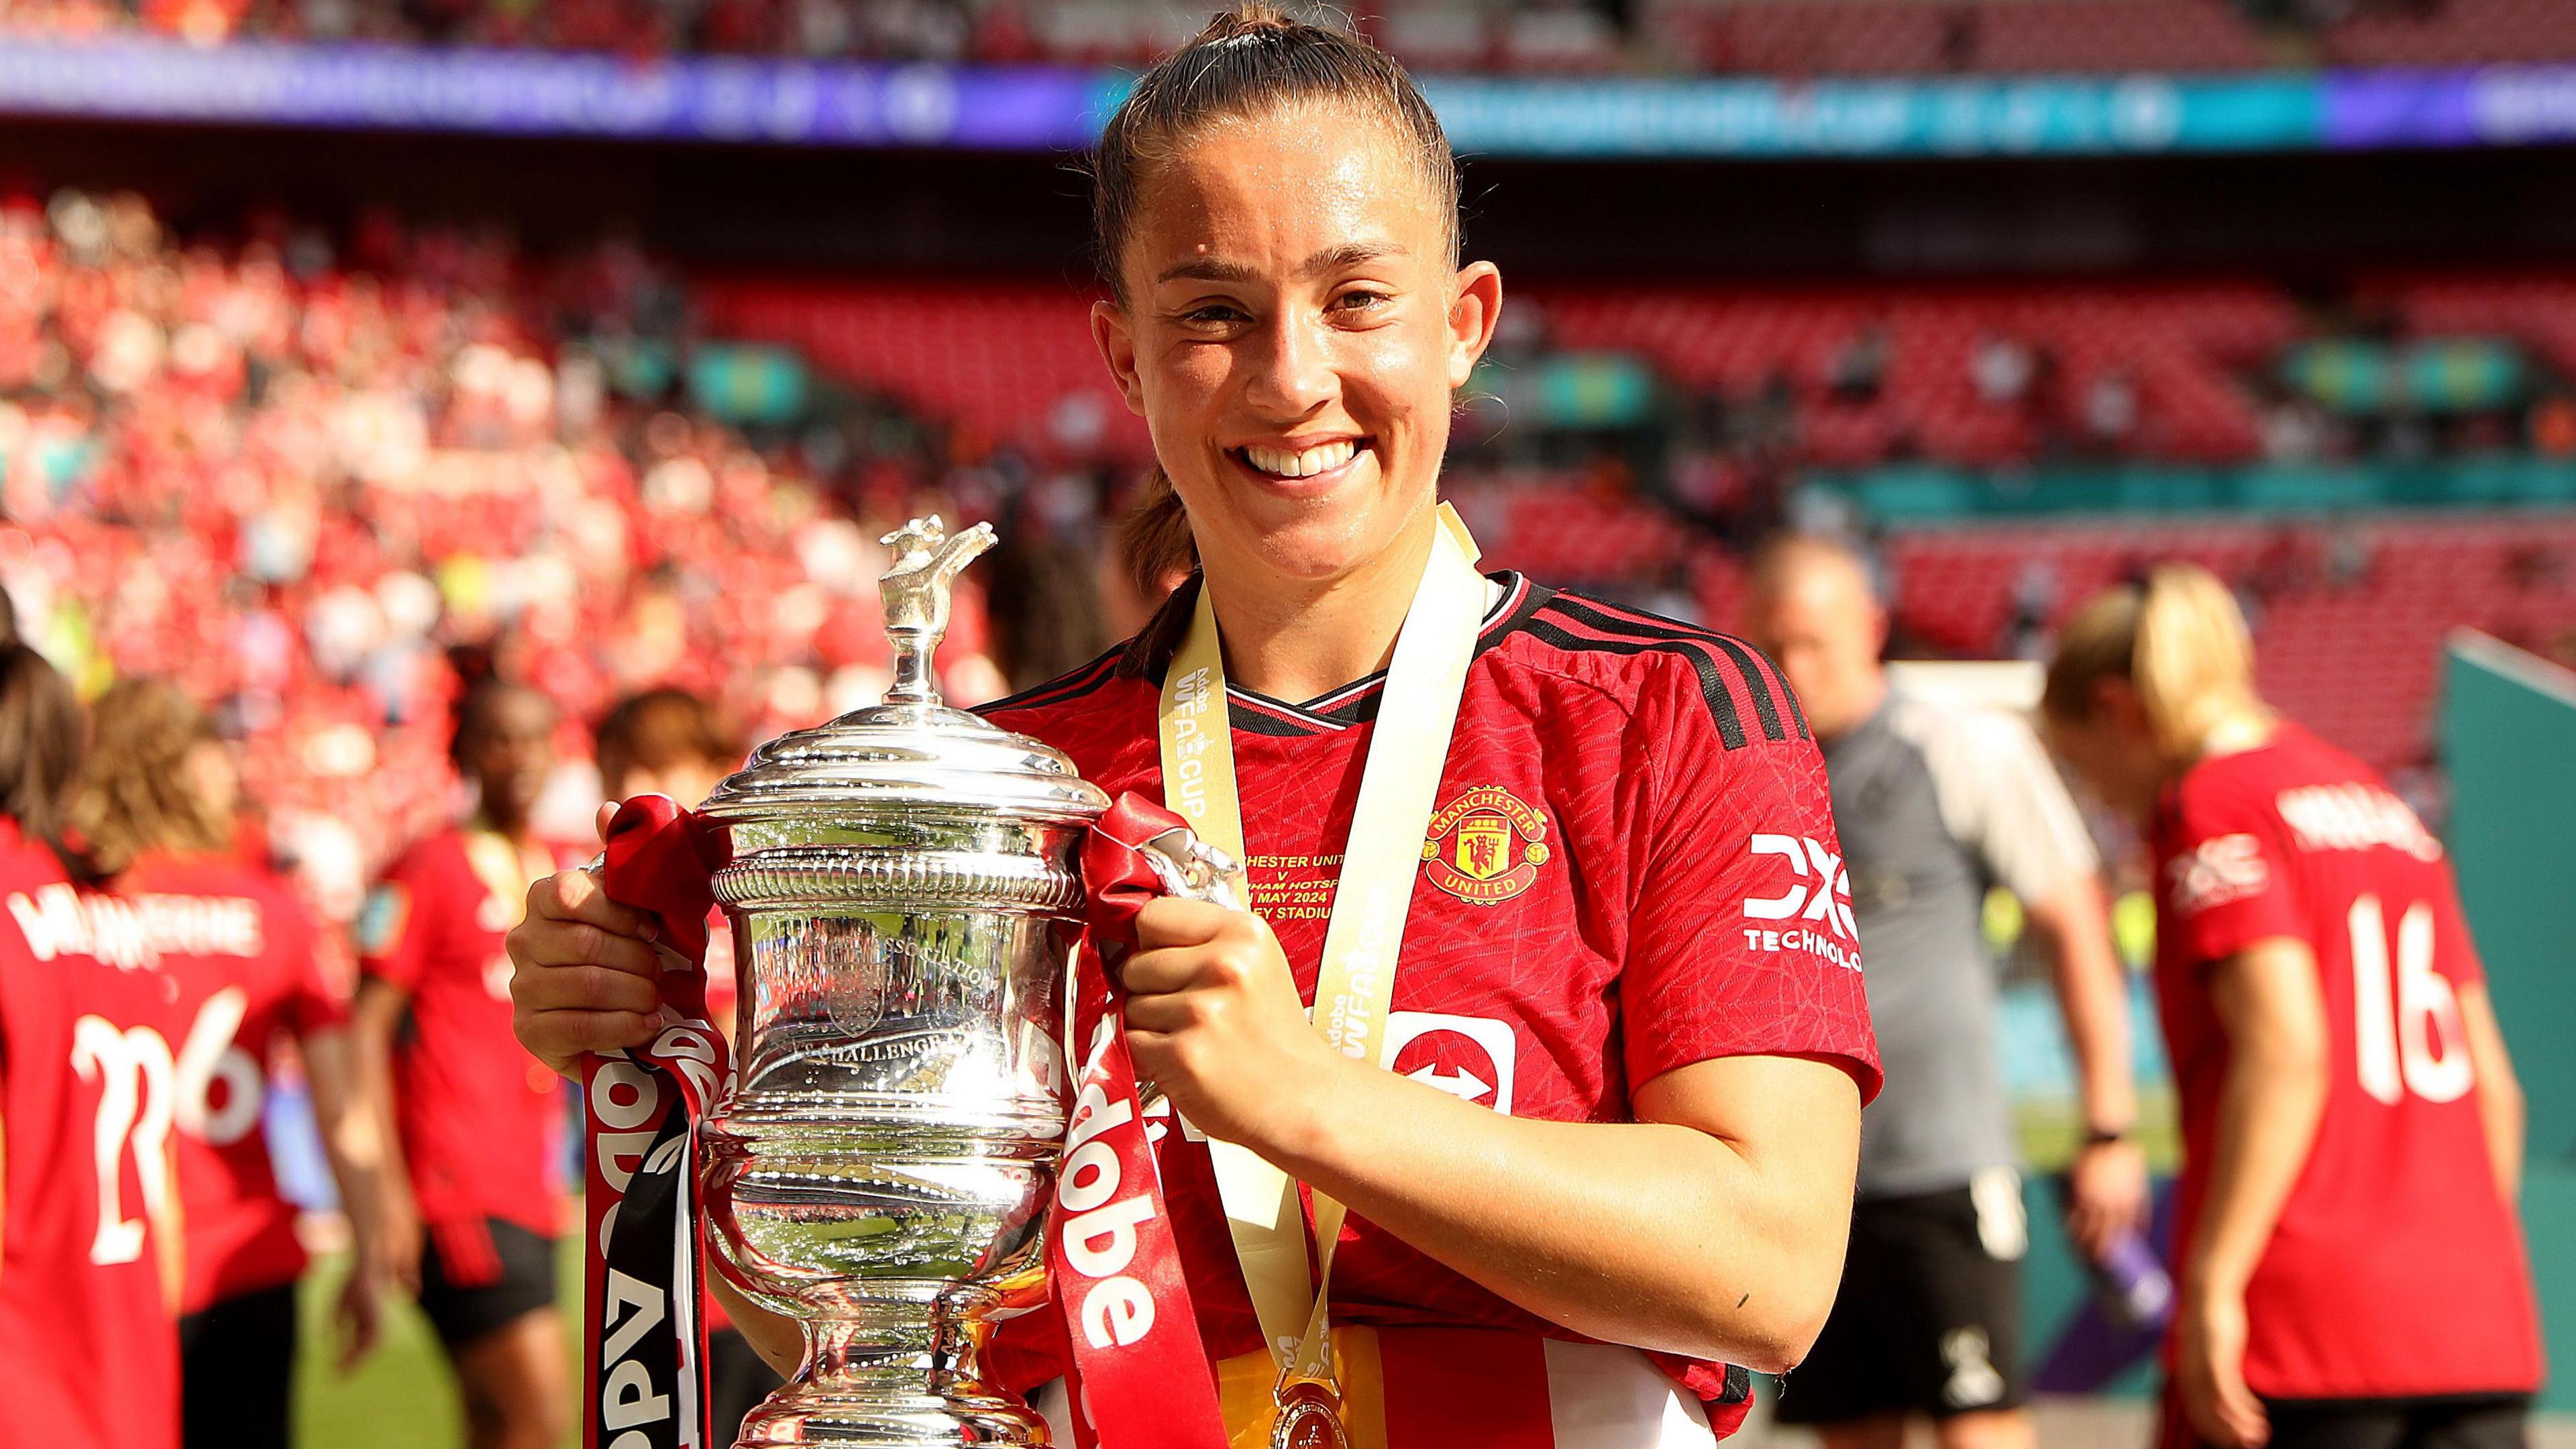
[1544,594,1801,743]
[1718,1364,1752,1406]
[973,645,1123,718]
[1521,615,1749,749]
[1758,645,1810,739]
[1701,635,1793,743]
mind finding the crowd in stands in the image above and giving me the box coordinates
[0,0,2568,76]
[11,191,2575,959]
[0,191,1142,957]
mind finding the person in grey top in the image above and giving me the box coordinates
[1744,535,2147,1449]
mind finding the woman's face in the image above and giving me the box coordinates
[1093,103,1501,587]
[2045,679,2168,822]
[182,739,238,826]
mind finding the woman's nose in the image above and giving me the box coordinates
[1242,311,1337,418]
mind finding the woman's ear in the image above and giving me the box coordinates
[1091,299,1148,416]
[1446,261,1503,390]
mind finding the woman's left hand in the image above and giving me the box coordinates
[1118,896,1346,1150]
[2177,1284,2269,1448]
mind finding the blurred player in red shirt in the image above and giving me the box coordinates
[588,687,779,1441]
[0,624,183,1449]
[2042,565,2541,1449]
[72,678,394,1449]
[352,680,580,1449]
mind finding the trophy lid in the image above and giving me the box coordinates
[698,517,1110,826]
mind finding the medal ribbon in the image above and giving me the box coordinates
[587,794,1230,1449]
[1155,504,1488,1402]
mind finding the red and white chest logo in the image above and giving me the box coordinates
[1420,786,1551,906]
[2167,833,2268,916]
[1383,1012,1517,1115]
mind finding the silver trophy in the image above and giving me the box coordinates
[695,517,1109,1446]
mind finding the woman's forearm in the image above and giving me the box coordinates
[2190,941,2329,1297]
[2457,983,2524,1202]
[347,981,416,1205]
[1263,1052,1860,1372]
[2029,878,2137,1133]
[301,1028,392,1246]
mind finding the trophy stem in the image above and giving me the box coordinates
[734,1293,1046,1448]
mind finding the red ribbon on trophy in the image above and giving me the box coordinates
[584,791,1226,1449]
[1052,794,1232,1449]
[583,794,734,1449]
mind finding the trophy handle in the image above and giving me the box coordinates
[1132,826,1245,913]
[1114,824,1244,1116]
[879,515,999,706]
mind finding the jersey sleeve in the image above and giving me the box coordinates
[1922,704,2101,904]
[1620,654,1882,1103]
[355,852,435,993]
[2159,775,2305,967]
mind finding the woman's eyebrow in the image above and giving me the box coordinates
[1158,256,1259,284]
[1155,241,1408,286]
[1302,241,1407,274]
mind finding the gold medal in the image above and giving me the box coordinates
[1269,1377,1350,1449]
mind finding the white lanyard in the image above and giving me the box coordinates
[1156,504,1487,1386]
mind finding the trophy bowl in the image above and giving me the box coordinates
[694,518,1107,1447]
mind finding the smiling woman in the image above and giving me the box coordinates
[505,7,1883,1448]
[1087,30,1497,713]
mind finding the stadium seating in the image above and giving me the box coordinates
[692,276,1155,465]
[706,274,2467,469]
[19,183,2570,941]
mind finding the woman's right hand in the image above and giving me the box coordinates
[506,845,666,1079]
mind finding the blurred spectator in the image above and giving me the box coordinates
[1830,321,1892,405]
[2082,369,2139,456]
[1973,333,2035,407]
[1744,534,2147,1449]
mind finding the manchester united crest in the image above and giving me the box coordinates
[1420,785,1551,905]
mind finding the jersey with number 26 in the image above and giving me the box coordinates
[0,820,180,1449]
[2153,722,2540,1401]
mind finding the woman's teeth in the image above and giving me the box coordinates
[1242,440,1358,478]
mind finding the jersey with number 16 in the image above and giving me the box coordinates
[2153,722,2541,1402]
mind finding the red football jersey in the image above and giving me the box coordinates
[359,829,576,1239]
[117,849,348,1313]
[2152,722,2541,1401]
[983,577,1880,1432]
[0,821,182,1449]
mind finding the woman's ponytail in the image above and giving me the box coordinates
[1115,466,1198,602]
[2041,561,2265,758]
[2132,564,2261,754]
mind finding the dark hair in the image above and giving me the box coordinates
[449,678,553,768]
[0,642,86,845]
[1094,4,1462,592]
[594,688,740,796]
[1091,4,1459,297]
